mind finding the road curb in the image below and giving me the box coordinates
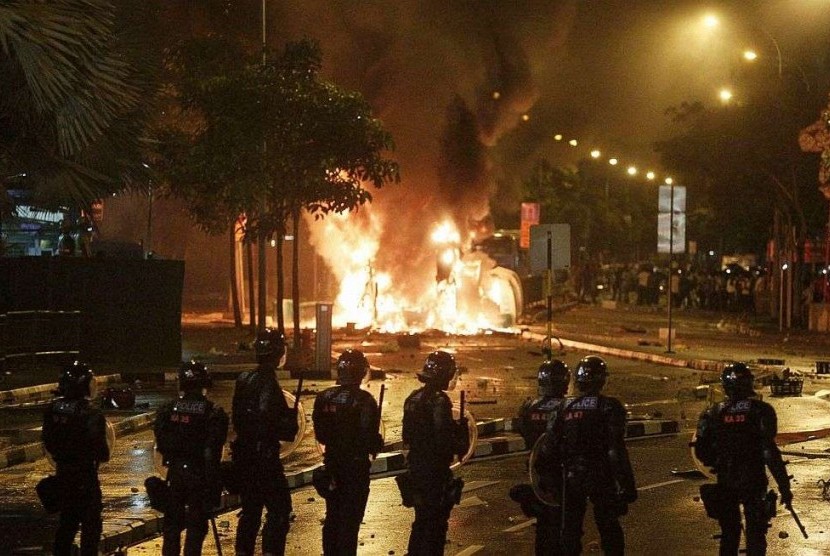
[522,330,726,372]
[0,410,157,471]
[0,374,122,406]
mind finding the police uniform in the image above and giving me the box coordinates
[695,397,791,555]
[537,393,636,556]
[154,391,228,555]
[517,395,565,555]
[312,383,382,555]
[43,396,109,556]
[402,385,468,555]
[232,365,298,556]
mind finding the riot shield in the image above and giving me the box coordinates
[47,418,116,470]
[528,432,560,506]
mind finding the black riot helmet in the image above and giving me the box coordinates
[254,328,285,367]
[538,359,570,398]
[178,360,212,392]
[57,361,95,399]
[721,361,754,399]
[418,351,457,390]
[574,355,608,394]
[337,349,369,386]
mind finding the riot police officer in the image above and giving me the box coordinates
[42,361,109,556]
[312,349,383,555]
[694,362,792,555]
[512,359,570,555]
[154,361,228,556]
[232,328,298,556]
[535,355,636,556]
[402,350,469,555]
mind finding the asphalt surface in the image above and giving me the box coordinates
[7,303,830,554]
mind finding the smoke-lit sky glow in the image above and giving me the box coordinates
[104,1,830,310]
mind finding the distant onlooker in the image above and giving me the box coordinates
[57,219,76,257]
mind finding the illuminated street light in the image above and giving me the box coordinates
[665,177,674,185]
[590,149,601,159]
[702,14,719,29]
[609,158,618,166]
[743,49,758,62]
[568,139,578,147]
[554,134,563,141]
[646,171,656,180]
[522,114,530,122]
[492,91,501,100]
[627,166,637,176]
[719,88,733,103]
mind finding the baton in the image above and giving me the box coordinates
[293,376,304,410]
[786,503,809,539]
[459,390,466,423]
[210,516,223,556]
[377,384,386,421]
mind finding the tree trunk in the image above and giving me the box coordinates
[292,207,301,351]
[229,225,242,328]
[257,232,267,332]
[276,220,286,337]
[246,238,256,333]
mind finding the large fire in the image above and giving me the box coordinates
[307,210,522,334]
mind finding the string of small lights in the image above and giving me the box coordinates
[551,133,675,186]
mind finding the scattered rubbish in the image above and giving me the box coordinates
[671,468,707,479]
[778,531,789,539]
[307,497,315,502]
[637,340,662,347]
[219,521,230,528]
[817,478,830,501]
[130,487,139,493]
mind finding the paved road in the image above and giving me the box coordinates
[5,331,830,555]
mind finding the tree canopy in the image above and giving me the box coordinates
[0,0,162,211]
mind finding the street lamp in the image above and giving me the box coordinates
[719,88,733,103]
[590,149,601,159]
[646,171,656,181]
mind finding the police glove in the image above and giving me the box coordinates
[620,488,638,505]
[370,432,384,456]
[277,408,299,442]
[780,488,793,507]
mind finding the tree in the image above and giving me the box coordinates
[161,38,399,347]
[0,0,162,213]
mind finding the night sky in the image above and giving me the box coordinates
[104,0,830,305]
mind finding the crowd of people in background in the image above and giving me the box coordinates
[573,262,785,315]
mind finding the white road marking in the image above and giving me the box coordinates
[638,479,684,491]
[454,545,486,555]
[458,495,488,508]
[503,518,536,532]
[462,480,501,493]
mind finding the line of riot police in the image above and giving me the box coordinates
[39,339,798,556]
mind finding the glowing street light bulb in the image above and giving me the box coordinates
[522,114,530,122]
[665,177,674,185]
[646,171,655,180]
[568,139,578,147]
[702,14,719,29]
[627,166,637,176]
[492,91,501,100]
[554,134,563,141]
[743,50,758,62]
[719,88,733,103]
[590,149,601,159]
[609,158,618,166]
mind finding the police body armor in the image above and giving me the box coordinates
[156,396,215,468]
[518,396,563,449]
[314,385,381,467]
[403,387,468,473]
[233,369,298,454]
[535,394,636,504]
[43,398,109,469]
[695,398,786,491]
